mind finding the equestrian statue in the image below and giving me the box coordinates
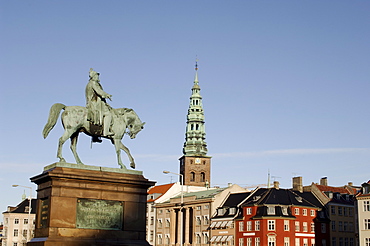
[43,68,145,169]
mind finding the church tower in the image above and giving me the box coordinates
[179,61,211,187]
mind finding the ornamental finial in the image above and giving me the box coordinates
[195,57,199,71]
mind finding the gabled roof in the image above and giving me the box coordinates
[242,188,317,208]
[181,188,225,200]
[147,183,175,202]
[315,184,350,194]
[223,192,251,207]
[3,199,37,214]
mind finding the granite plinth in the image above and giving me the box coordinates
[28,163,155,246]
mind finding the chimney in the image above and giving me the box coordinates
[320,177,328,186]
[348,182,353,186]
[273,181,280,189]
[292,176,303,193]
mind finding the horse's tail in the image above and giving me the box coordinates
[42,103,66,139]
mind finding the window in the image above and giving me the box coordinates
[150,216,154,225]
[158,219,163,228]
[13,243,18,246]
[23,229,27,238]
[310,210,315,216]
[14,218,19,224]
[365,238,369,246]
[303,209,307,216]
[332,221,336,231]
[247,221,252,231]
[295,221,300,232]
[303,239,308,246]
[303,222,308,232]
[196,217,201,225]
[190,172,195,182]
[159,209,163,214]
[24,218,28,224]
[25,206,30,213]
[365,219,370,230]
[268,236,276,246]
[311,222,315,232]
[311,238,315,246]
[196,234,201,244]
[267,206,275,215]
[322,239,326,246]
[165,218,170,227]
[268,220,275,231]
[157,234,163,245]
[332,237,336,246]
[321,223,326,233]
[165,235,170,245]
[344,222,348,231]
[338,206,343,215]
[284,220,289,231]
[229,207,236,215]
[255,220,260,231]
[196,206,201,210]
[204,205,209,209]
[239,238,244,246]
[295,238,300,246]
[14,229,19,237]
[364,201,370,212]
[203,215,209,225]
[150,231,154,242]
[284,237,290,246]
[247,238,252,246]
[203,233,209,244]
[246,207,252,215]
[239,221,244,231]
[339,221,343,231]
[343,207,347,216]
[255,237,260,246]
[200,172,205,182]
[295,208,299,215]
[282,207,288,215]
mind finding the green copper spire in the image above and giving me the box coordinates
[183,61,208,156]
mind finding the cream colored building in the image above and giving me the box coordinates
[154,184,246,246]
[2,199,36,246]
[356,181,370,246]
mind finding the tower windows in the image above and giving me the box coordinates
[190,172,195,182]
[200,172,205,182]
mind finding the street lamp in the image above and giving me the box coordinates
[12,184,32,243]
[163,170,183,246]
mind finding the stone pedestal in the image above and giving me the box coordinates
[28,162,155,246]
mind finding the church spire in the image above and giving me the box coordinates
[183,60,208,156]
[179,60,211,187]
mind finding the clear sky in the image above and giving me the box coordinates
[1,1,370,217]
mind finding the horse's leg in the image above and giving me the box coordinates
[119,142,135,169]
[111,138,127,170]
[57,129,74,163]
[70,132,84,165]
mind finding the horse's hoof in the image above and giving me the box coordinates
[59,158,66,163]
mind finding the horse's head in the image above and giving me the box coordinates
[128,122,145,139]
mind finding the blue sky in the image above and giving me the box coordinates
[1,1,370,216]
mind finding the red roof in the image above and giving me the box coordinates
[316,184,351,194]
[147,183,175,202]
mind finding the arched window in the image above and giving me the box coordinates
[190,172,195,182]
[200,172,205,182]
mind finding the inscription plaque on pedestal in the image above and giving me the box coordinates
[76,198,123,230]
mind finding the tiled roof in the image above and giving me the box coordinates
[223,192,250,207]
[147,183,175,202]
[315,185,350,194]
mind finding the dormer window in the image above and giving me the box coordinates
[253,196,261,202]
[229,207,236,215]
[282,206,288,215]
[295,197,303,203]
[267,206,275,215]
[218,208,226,216]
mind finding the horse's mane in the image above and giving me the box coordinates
[114,108,134,115]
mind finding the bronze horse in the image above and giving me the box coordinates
[43,103,145,169]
